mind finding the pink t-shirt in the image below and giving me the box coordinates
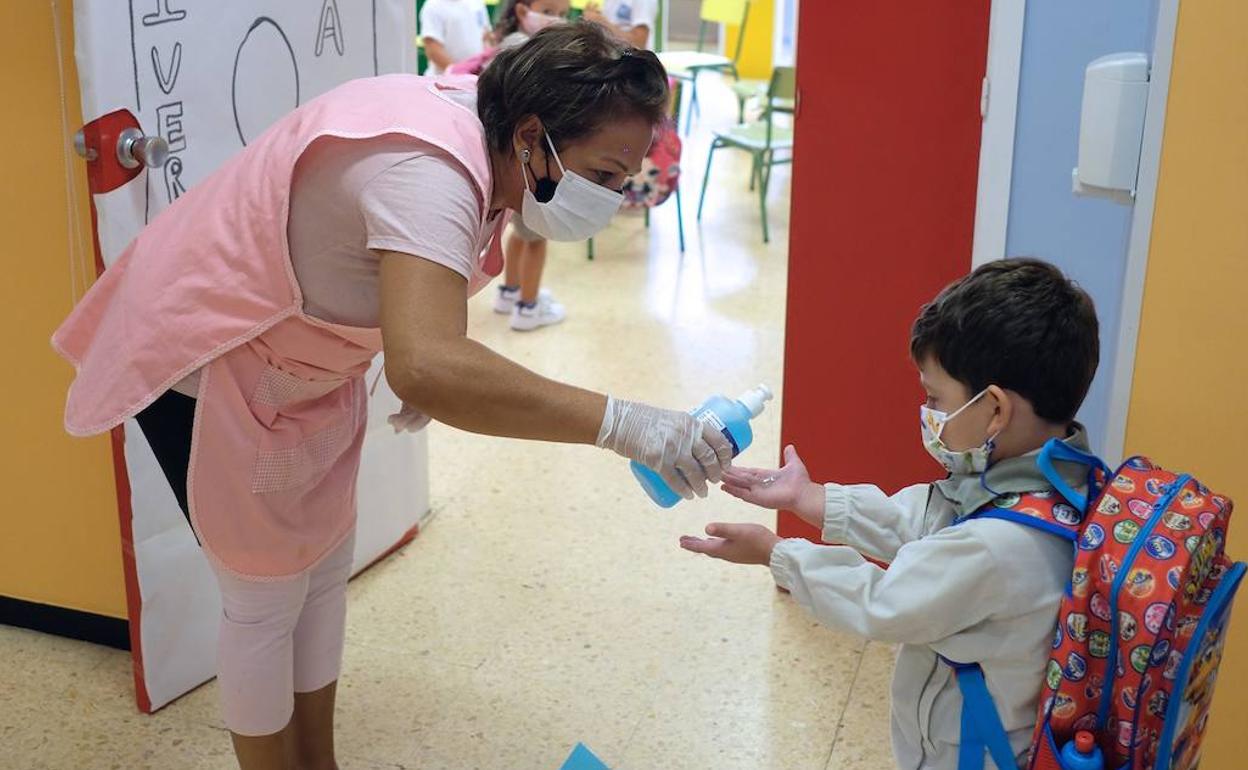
[287,133,493,328]
[171,125,493,397]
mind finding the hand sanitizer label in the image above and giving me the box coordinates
[693,408,740,456]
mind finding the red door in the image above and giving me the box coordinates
[779,3,991,539]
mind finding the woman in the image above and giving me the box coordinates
[489,0,574,331]
[54,24,729,770]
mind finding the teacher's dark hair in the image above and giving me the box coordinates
[477,21,669,153]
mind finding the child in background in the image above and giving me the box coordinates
[681,259,1102,769]
[496,0,569,49]
[584,0,657,49]
[490,0,573,331]
[421,0,492,75]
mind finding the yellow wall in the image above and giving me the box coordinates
[725,0,773,80]
[0,1,126,618]
[1123,1,1248,765]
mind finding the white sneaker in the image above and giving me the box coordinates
[510,293,567,331]
[493,286,520,314]
[493,286,552,314]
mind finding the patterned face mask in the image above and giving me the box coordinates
[919,388,999,475]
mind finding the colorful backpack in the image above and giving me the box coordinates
[621,117,682,211]
[945,439,1244,770]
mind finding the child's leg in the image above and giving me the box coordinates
[503,230,525,289]
[214,566,310,769]
[509,231,564,331]
[290,531,356,770]
[518,237,548,305]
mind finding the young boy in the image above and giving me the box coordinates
[421,0,492,75]
[681,258,1101,769]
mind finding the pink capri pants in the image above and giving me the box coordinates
[211,530,355,736]
[134,389,357,737]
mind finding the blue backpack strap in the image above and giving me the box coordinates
[1036,438,1110,511]
[942,657,1019,770]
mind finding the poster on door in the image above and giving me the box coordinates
[73,0,426,712]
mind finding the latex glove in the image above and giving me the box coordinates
[387,402,432,434]
[596,396,733,499]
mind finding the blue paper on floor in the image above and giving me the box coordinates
[560,742,609,770]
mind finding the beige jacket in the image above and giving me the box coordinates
[770,430,1091,769]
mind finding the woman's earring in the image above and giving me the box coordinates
[520,148,532,163]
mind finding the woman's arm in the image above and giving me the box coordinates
[379,251,733,498]
[379,252,605,443]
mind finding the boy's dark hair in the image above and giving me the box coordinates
[910,258,1099,424]
[477,21,669,153]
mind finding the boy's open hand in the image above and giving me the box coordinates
[721,445,823,525]
[680,523,782,565]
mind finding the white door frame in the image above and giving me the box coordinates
[1102,0,1181,464]
[774,0,799,67]
[971,0,1026,267]
[970,0,1181,464]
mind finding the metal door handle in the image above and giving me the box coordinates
[72,109,161,194]
[116,128,169,169]
[74,127,169,169]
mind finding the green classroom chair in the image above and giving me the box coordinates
[656,0,750,134]
[696,66,794,244]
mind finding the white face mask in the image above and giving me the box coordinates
[919,388,999,475]
[519,134,624,242]
[519,9,562,35]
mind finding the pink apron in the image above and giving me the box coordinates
[53,75,505,580]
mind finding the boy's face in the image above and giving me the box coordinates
[917,356,996,452]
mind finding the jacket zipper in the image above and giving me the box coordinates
[914,654,941,769]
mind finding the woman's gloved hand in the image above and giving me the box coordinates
[596,396,734,499]
[387,401,433,434]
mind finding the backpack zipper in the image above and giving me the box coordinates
[1097,474,1190,728]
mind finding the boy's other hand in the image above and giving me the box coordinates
[680,523,782,565]
[721,445,823,525]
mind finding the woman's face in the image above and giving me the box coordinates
[503,113,654,210]
[540,115,653,192]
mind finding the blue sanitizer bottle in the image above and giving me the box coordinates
[1060,731,1104,770]
[631,384,773,507]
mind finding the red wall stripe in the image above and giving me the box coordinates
[89,197,152,713]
